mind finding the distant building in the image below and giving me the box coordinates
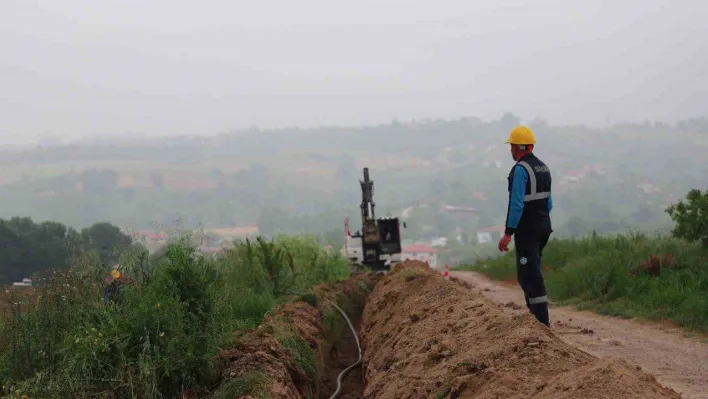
[401,243,439,270]
[133,231,167,243]
[455,227,466,244]
[431,237,448,247]
[476,226,506,244]
[12,278,32,287]
[202,226,259,241]
[442,204,477,216]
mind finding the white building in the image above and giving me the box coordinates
[431,236,448,247]
[401,244,439,270]
[12,278,32,287]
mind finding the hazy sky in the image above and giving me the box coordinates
[1,0,707,144]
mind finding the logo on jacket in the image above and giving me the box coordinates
[520,257,528,265]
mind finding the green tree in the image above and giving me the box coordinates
[665,189,708,246]
[80,222,133,265]
[0,217,81,284]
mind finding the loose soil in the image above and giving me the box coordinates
[360,260,682,399]
[451,270,708,399]
[215,272,378,399]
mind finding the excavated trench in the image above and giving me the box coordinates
[215,260,682,399]
[214,272,376,399]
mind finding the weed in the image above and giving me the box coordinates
[0,232,349,398]
[299,292,318,308]
[274,326,317,380]
[436,383,452,399]
[398,269,423,282]
[211,371,271,399]
[460,233,708,332]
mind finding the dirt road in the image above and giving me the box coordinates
[451,271,708,399]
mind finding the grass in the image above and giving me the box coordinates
[0,232,349,398]
[210,371,271,399]
[458,232,708,332]
[273,325,318,384]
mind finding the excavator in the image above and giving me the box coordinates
[344,167,405,273]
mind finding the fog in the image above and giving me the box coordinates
[1,0,707,144]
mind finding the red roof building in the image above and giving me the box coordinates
[402,244,439,254]
[401,243,440,269]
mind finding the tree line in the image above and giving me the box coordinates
[0,217,133,284]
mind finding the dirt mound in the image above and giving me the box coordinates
[215,272,378,399]
[360,260,681,399]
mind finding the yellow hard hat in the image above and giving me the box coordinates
[111,269,121,279]
[505,125,536,145]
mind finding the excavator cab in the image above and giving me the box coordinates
[378,218,402,255]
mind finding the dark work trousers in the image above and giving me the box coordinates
[514,230,551,326]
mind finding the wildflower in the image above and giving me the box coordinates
[159,332,165,337]
[22,395,28,399]
[156,303,161,308]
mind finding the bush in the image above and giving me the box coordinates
[0,233,349,398]
[461,232,708,332]
[666,188,708,247]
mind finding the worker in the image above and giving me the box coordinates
[103,269,123,305]
[497,125,553,327]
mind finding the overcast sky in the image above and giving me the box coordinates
[1,0,706,144]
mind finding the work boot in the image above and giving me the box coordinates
[530,302,549,327]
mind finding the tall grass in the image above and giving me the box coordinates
[460,232,708,332]
[0,233,349,398]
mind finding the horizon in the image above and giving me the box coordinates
[5,112,706,150]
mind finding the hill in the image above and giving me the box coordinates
[0,115,705,241]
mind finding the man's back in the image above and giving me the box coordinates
[510,153,552,233]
